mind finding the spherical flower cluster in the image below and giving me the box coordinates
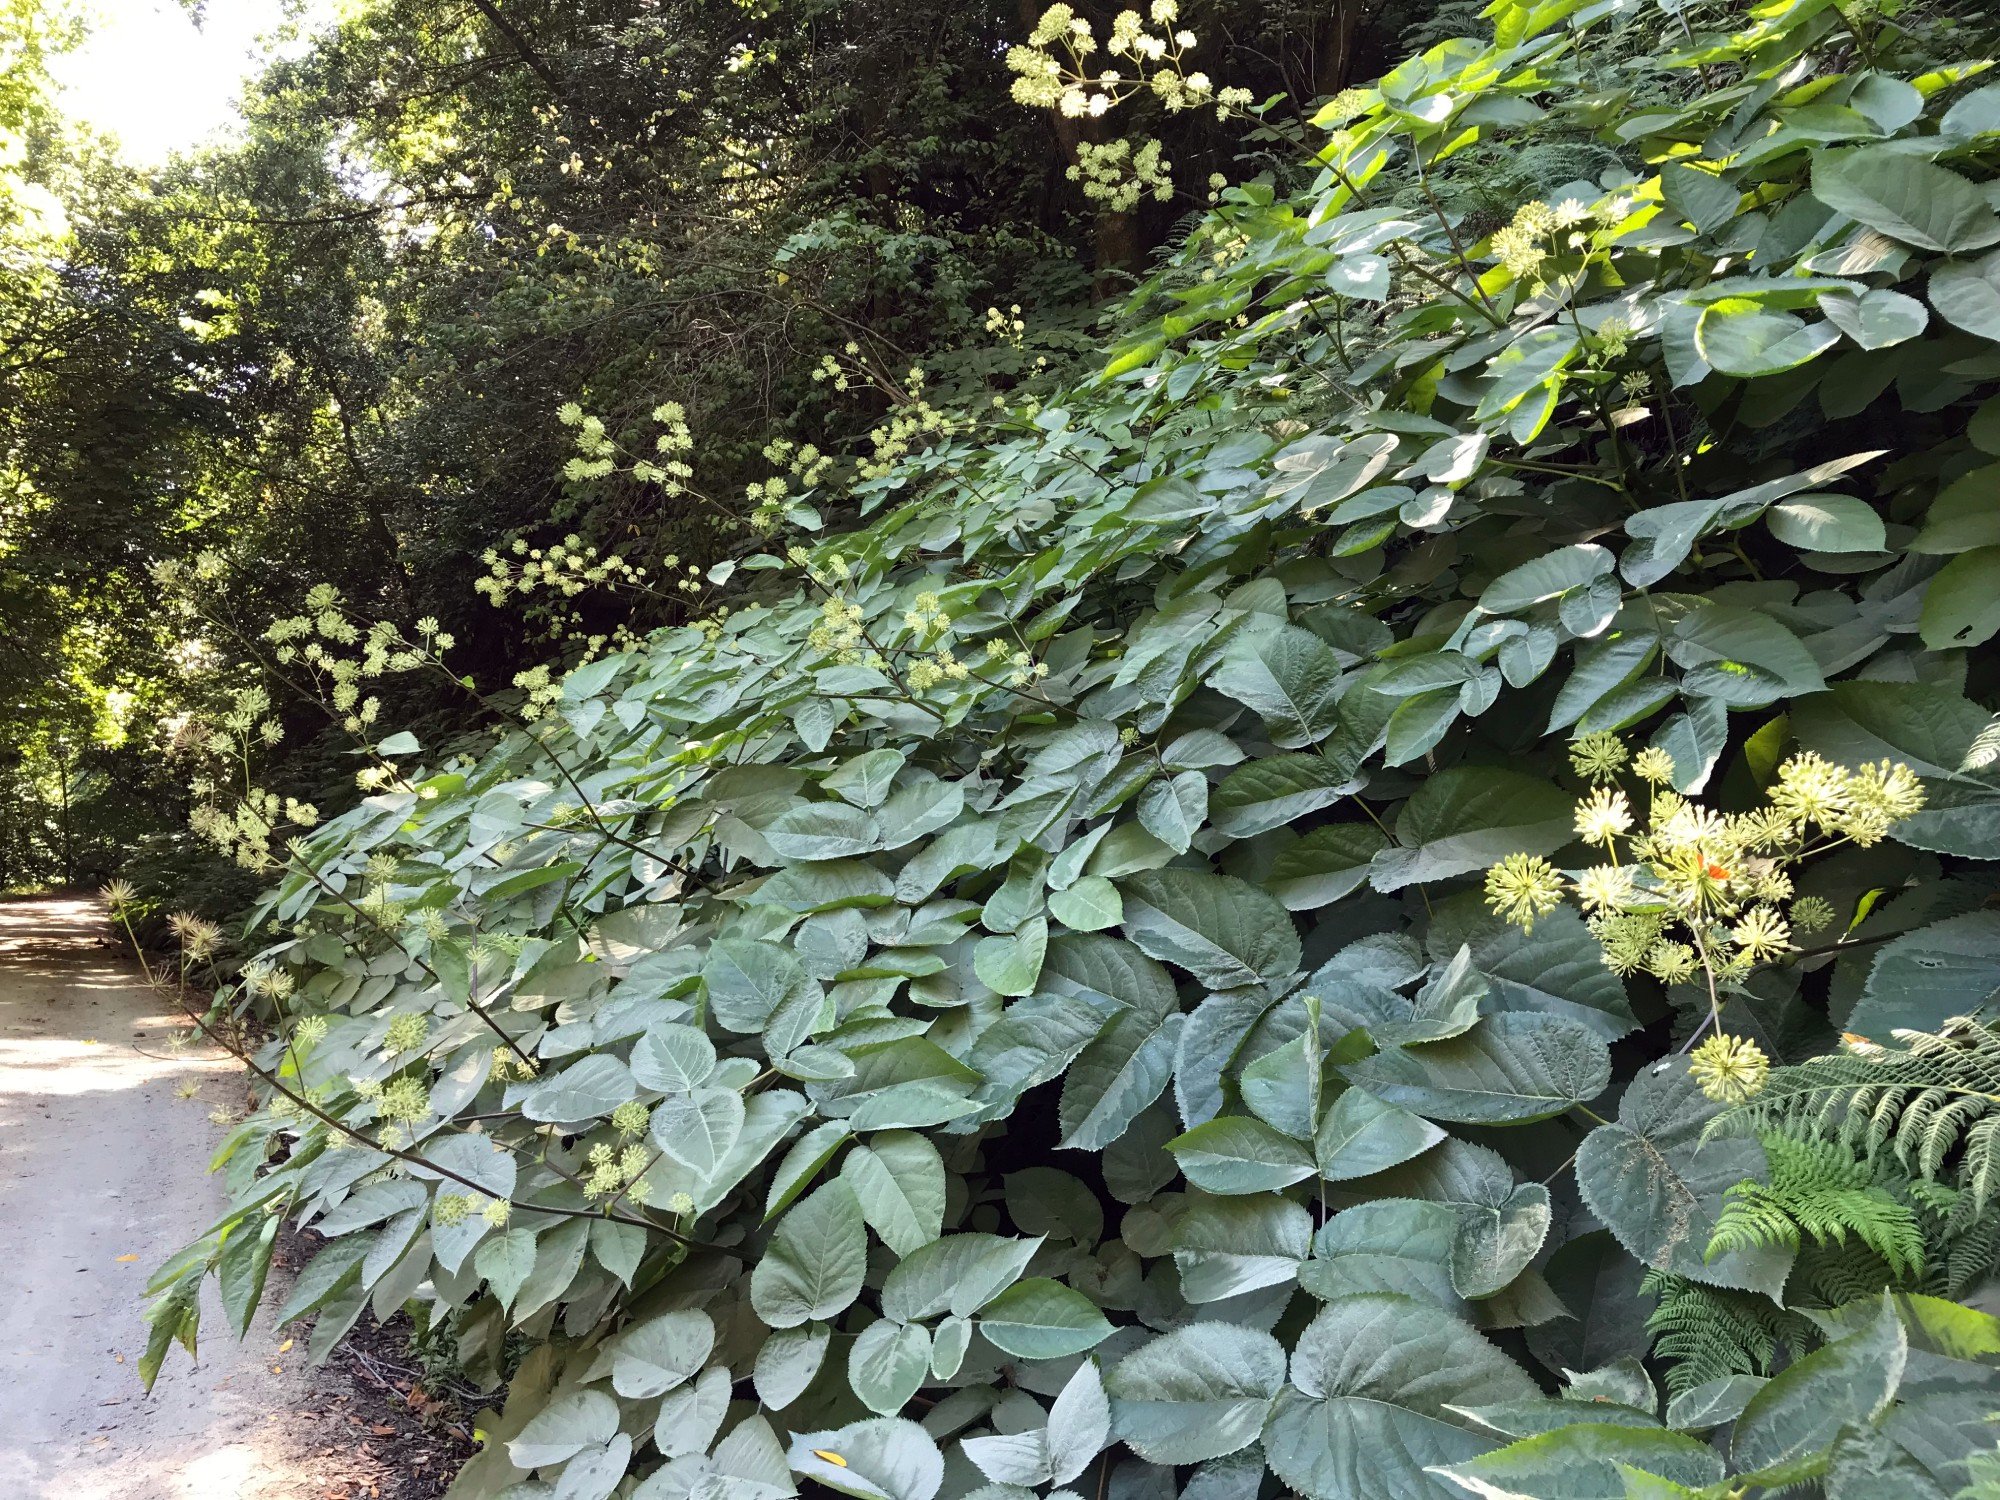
[1488,737,1924,1036]
[169,911,222,961]
[476,536,648,607]
[1632,746,1676,784]
[1572,863,1634,915]
[611,1099,651,1138]
[1729,904,1793,962]
[1568,730,1628,783]
[808,594,868,663]
[1006,4,1240,130]
[383,1012,430,1056]
[1484,853,1565,932]
[377,1076,431,1124]
[1490,200,1560,282]
[510,662,568,721]
[1005,650,1049,690]
[1689,1033,1771,1104]
[1573,785,1633,846]
[907,648,973,692]
[492,1045,538,1082]
[584,1141,653,1201]
[857,392,963,480]
[902,591,951,642]
[1069,138,1174,212]
[985,305,1027,346]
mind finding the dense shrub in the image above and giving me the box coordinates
[147,0,2000,1496]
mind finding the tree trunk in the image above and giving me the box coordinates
[54,740,73,887]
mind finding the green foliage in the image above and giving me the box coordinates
[1710,1133,1928,1284]
[127,0,2000,1497]
[1640,1269,1815,1398]
[1732,1020,2000,1211]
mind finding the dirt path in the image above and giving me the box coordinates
[0,894,341,1498]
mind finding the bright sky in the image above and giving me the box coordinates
[51,1,338,165]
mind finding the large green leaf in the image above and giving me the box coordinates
[840,1131,945,1256]
[1434,1423,1726,1498]
[1262,1293,1538,1500]
[1696,299,1841,378]
[972,916,1048,997]
[755,1323,830,1409]
[848,1320,931,1415]
[1911,463,2000,554]
[1852,912,2000,1038]
[1425,897,1637,1041]
[510,1389,621,1469]
[1931,249,2000,340]
[1344,1014,1610,1125]
[1619,453,1881,587]
[1369,767,1572,892]
[1299,1199,1462,1310]
[612,1310,716,1399]
[518,1054,636,1123]
[1105,1322,1288,1464]
[975,1277,1113,1358]
[1169,1113,1318,1193]
[1211,753,1357,837]
[1450,1178,1551,1300]
[650,1086,746,1176]
[1058,1009,1182,1150]
[788,1418,943,1500]
[1766,493,1886,552]
[1266,823,1391,910]
[751,1181,869,1328]
[879,1233,1040,1322]
[1315,1086,1446,1180]
[1667,604,1824,707]
[703,938,829,1046]
[630,1022,717,1093]
[1172,1192,1313,1301]
[765,800,882,860]
[1732,1295,1908,1483]
[1120,869,1301,988]
[1527,1231,1657,1376]
[1921,548,2000,649]
[1206,624,1348,748]
[1811,148,2000,253]
[1817,287,1928,351]
[1574,1060,1793,1298]
[1478,544,1615,614]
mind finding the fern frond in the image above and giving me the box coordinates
[1946,1222,2000,1300]
[1792,1241,1901,1307]
[1961,1437,2000,1500]
[1722,1018,2000,1209]
[1708,1134,1927,1282]
[1639,1270,1816,1397]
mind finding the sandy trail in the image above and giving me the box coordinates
[0,894,325,1499]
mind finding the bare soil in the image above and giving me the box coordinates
[0,894,473,1499]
